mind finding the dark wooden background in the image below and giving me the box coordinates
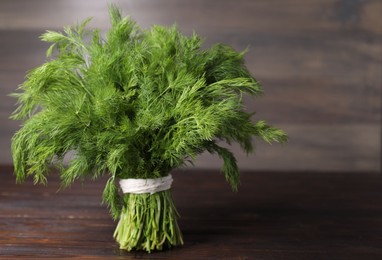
[0,0,381,172]
[1,1,382,258]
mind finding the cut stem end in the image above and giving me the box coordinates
[113,190,183,252]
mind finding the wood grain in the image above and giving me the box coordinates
[1,166,382,259]
[0,0,380,171]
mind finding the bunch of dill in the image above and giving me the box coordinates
[11,5,287,252]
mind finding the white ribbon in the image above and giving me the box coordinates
[119,174,173,195]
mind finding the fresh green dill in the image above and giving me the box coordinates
[11,5,287,252]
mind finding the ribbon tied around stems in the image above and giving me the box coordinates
[119,174,173,195]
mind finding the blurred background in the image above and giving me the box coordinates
[0,0,380,173]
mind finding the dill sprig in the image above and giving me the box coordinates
[11,5,287,252]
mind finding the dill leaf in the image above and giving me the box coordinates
[11,6,287,218]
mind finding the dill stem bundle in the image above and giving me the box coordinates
[114,190,182,251]
[11,5,287,252]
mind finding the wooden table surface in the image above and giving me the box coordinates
[1,165,381,259]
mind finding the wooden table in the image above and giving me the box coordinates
[1,165,381,259]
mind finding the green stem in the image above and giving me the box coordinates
[114,189,183,252]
